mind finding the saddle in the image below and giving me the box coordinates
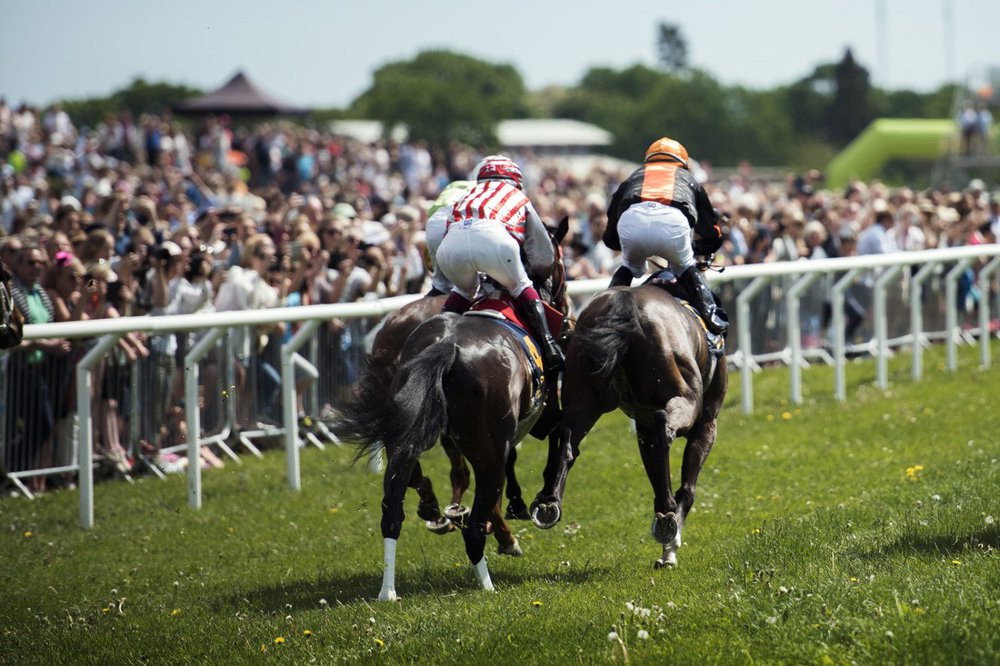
[465,293,563,412]
[645,269,726,358]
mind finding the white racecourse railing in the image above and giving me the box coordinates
[18,244,1000,528]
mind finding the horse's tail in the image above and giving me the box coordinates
[334,341,457,464]
[575,289,643,380]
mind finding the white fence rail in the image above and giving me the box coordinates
[10,244,1000,528]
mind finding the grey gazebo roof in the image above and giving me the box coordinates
[174,71,309,116]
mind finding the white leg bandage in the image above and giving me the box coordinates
[378,538,398,601]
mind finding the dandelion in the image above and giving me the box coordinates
[665,601,676,609]
[781,412,792,420]
[260,644,267,653]
[637,629,650,640]
[638,607,651,619]
[531,601,543,608]
[931,494,941,502]
[849,577,858,582]
[23,531,32,538]
[951,560,961,566]
[303,630,313,637]
[625,601,634,612]
[986,515,994,525]
[905,465,925,480]
[274,637,286,645]
[607,631,619,642]
[171,608,181,616]
[328,507,339,514]
[751,528,761,536]
[319,598,328,607]
[766,616,777,625]
[766,414,775,422]
[914,607,926,616]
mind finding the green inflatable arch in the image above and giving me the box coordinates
[825,118,955,189]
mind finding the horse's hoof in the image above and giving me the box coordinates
[651,512,679,545]
[497,539,523,557]
[531,502,561,530]
[444,504,470,529]
[378,589,398,602]
[425,517,455,534]
[417,502,441,522]
[653,552,678,569]
[505,498,530,521]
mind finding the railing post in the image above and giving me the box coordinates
[945,258,973,372]
[874,265,904,390]
[909,261,939,381]
[831,268,861,401]
[76,333,122,529]
[737,276,771,415]
[281,319,322,491]
[183,327,226,509]
[977,257,1000,369]
[786,272,822,404]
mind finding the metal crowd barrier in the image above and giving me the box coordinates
[2,246,999,528]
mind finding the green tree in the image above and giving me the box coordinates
[350,50,529,147]
[827,48,873,145]
[656,23,688,72]
[61,78,201,129]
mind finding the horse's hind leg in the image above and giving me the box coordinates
[531,393,603,529]
[409,461,453,535]
[441,435,472,524]
[675,418,718,524]
[638,403,695,568]
[463,458,507,592]
[503,445,530,520]
[379,451,418,601]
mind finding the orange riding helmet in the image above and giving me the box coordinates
[644,137,690,169]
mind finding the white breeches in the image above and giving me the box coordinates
[618,202,694,276]
[436,220,532,300]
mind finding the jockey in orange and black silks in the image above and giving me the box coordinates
[435,155,565,370]
[603,137,729,336]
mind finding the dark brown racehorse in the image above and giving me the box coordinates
[362,219,570,542]
[531,281,727,568]
[333,223,568,600]
[0,261,25,350]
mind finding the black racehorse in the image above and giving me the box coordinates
[334,221,569,600]
[0,261,25,350]
[531,279,727,568]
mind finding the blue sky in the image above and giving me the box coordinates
[2,0,997,108]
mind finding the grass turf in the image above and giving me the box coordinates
[1,341,998,664]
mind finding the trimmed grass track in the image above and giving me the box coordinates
[2,341,998,664]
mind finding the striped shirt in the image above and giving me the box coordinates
[449,180,529,243]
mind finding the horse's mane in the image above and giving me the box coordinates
[574,289,643,381]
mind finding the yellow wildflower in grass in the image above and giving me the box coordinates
[171,609,181,617]
[951,560,961,566]
[766,414,775,422]
[303,630,313,637]
[23,531,33,538]
[905,465,925,480]
[532,600,543,607]
[328,507,340,514]
[751,528,761,536]
[782,412,792,420]
[374,638,385,648]
[273,637,285,645]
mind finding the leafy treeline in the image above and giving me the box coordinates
[53,48,956,168]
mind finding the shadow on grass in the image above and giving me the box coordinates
[859,527,999,559]
[215,565,611,612]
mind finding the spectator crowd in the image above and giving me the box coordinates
[1,99,998,493]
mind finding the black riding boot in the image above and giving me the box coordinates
[680,266,729,336]
[521,300,566,372]
[609,265,635,288]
